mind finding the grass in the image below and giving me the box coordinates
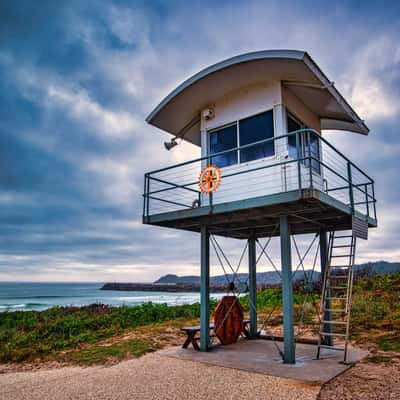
[61,339,156,365]
[0,302,208,363]
[0,273,398,366]
[350,273,400,351]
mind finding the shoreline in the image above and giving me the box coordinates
[100,282,227,292]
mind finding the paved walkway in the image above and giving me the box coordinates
[0,353,320,400]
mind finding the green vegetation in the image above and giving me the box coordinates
[0,302,207,363]
[0,273,398,365]
[351,273,400,351]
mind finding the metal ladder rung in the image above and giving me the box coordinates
[334,235,354,239]
[317,231,357,363]
[320,332,347,337]
[321,320,347,325]
[318,344,345,351]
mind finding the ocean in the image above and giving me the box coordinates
[0,282,223,312]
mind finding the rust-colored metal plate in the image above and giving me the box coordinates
[213,295,244,345]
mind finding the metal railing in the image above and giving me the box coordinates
[143,129,376,221]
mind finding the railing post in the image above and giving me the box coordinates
[347,162,354,214]
[296,131,302,195]
[372,182,376,220]
[365,184,369,217]
[146,175,150,217]
[307,131,313,189]
[143,174,147,218]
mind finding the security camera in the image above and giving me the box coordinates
[164,138,178,151]
[202,108,214,120]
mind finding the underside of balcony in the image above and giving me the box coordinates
[143,189,377,239]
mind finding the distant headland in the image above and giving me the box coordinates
[100,261,400,292]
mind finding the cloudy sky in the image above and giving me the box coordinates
[0,0,399,282]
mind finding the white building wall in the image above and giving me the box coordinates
[200,81,323,207]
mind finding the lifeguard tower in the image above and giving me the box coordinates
[143,50,377,364]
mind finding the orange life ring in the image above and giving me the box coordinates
[198,165,222,193]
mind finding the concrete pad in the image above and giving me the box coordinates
[160,339,368,384]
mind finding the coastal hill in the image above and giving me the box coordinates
[155,261,400,285]
[101,261,400,292]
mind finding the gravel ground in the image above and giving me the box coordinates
[318,358,400,400]
[0,353,320,400]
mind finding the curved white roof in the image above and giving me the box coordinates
[147,50,369,146]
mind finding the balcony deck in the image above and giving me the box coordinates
[143,130,377,239]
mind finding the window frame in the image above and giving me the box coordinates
[207,108,276,169]
[208,121,239,168]
[286,111,321,175]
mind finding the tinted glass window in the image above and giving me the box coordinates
[305,132,321,174]
[239,110,274,163]
[287,113,321,174]
[209,124,238,168]
[287,115,301,158]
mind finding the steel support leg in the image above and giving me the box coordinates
[200,225,210,351]
[280,215,295,364]
[248,234,257,338]
[320,230,333,346]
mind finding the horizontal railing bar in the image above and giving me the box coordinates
[147,129,373,185]
[144,128,376,220]
[317,132,375,183]
[309,156,375,201]
[222,157,301,180]
[148,176,200,194]
[147,132,292,175]
[146,195,194,209]
[326,186,375,201]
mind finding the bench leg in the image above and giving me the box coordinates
[183,332,201,351]
[242,325,251,339]
[182,335,192,349]
[191,338,200,351]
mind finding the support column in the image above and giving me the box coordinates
[280,215,295,364]
[248,234,257,338]
[200,225,210,351]
[320,230,333,345]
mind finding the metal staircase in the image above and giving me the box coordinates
[316,231,356,363]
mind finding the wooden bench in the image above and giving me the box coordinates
[181,319,251,350]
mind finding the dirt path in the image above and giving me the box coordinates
[0,353,320,400]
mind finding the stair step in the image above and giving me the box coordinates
[318,344,345,351]
[323,308,346,312]
[331,255,352,258]
[321,320,347,325]
[320,332,347,337]
[330,265,351,268]
[327,297,347,301]
[329,275,348,279]
[332,245,353,248]
[329,286,348,289]
[334,235,353,239]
